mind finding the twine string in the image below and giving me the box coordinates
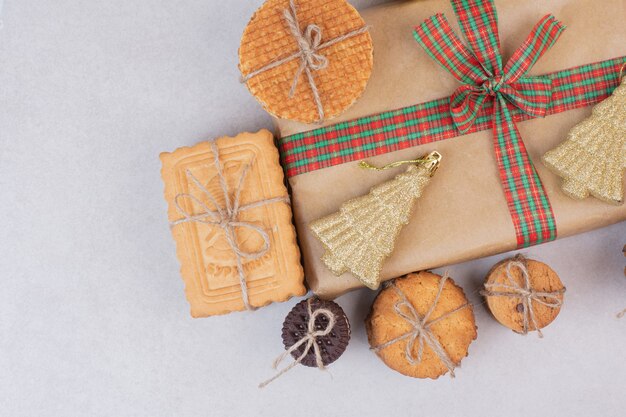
[169,140,289,311]
[259,299,337,388]
[480,256,565,337]
[371,274,470,378]
[240,0,370,122]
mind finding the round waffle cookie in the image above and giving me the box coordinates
[282,298,350,367]
[239,0,373,124]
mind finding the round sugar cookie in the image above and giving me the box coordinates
[366,272,477,379]
[483,257,565,334]
[239,0,373,124]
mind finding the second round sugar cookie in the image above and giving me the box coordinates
[482,256,565,336]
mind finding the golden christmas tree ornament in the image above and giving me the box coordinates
[543,67,626,205]
[309,151,442,290]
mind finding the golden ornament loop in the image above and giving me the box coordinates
[358,151,442,176]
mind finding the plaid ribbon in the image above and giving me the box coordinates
[279,0,625,248]
[415,0,564,246]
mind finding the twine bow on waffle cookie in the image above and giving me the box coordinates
[169,140,289,311]
[480,257,565,337]
[414,0,566,248]
[259,298,337,388]
[371,275,470,377]
[240,0,369,122]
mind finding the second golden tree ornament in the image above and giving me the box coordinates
[543,68,626,205]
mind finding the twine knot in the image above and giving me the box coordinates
[259,299,336,388]
[169,140,289,311]
[285,16,330,99]
[391,298,437,366]
[294,24,328,70]
[372,274,470,378]
[480,256,565,337]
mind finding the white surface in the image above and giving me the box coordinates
[1,1,625,416]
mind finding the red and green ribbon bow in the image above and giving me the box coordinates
[414,0,563,246]
[278,0,625,249]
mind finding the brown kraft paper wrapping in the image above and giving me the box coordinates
[276,0,626,299]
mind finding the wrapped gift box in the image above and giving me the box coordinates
[276,0,626,299]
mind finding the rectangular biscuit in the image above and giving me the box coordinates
[160,130,305,316]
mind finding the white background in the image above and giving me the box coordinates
[1,1,625,416]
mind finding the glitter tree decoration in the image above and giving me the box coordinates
[310,152,441,290]
[543,76,626,205]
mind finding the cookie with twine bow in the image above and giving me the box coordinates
[481,256,565,337]
[259,297,350,388]
[160,130,306,317]
[239,0,373,124]
[366,272,477,379]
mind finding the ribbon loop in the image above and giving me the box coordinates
[451,0,503,76]
[414,14,488,85]
[449,85,489,133]
[503,15,565,83]
[504,76,554,118]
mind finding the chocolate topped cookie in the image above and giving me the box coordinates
[282,298,350,367]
